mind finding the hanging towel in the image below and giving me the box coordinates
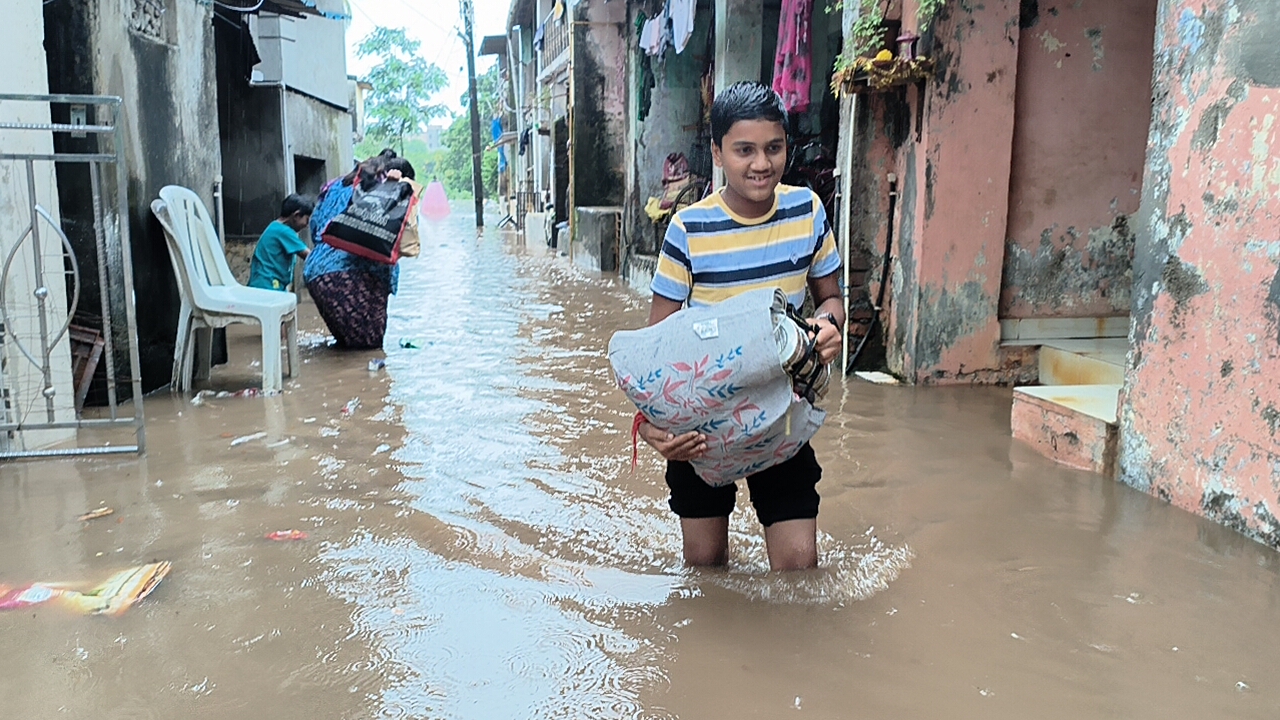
[670,0,696,54]
[771,0,813,112]
[640,12,667,56]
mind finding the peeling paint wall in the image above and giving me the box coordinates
[570,0,628,210]
[1002,0,1157,319]
[884,0,1018,383]
[1121,0,1280,550]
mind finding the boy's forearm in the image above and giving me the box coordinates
[813,297,844,326]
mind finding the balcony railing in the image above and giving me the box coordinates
[538,11,568,73]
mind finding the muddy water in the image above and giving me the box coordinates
[2,207,1279,719]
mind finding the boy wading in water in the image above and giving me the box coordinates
[638,82,845,571]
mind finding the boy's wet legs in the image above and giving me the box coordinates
[763,518,818,571]
[680,517,729,566]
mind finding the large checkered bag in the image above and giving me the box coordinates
[609,287,826,487]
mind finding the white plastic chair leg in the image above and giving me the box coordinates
[194,327,214,381]
[285,314,299,379]
[172,308,192,392]
[260,315,284,393]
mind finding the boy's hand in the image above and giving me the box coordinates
[638,421,707,461]
[809,315,843,365]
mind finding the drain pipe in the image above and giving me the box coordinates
[213,175,226,244]
[847,172,897,374]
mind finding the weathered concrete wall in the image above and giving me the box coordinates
[1001,0,1157,320]
[1121,0,1280,549]
[885,0,1019,383]
[286,90,355,197]
[570,0,627,210]
[254,2,350,108]
[0,1,77,448]
[44,0,222,393]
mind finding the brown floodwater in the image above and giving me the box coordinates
[2,207,1279,719]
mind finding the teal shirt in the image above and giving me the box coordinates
[248,220,308,291]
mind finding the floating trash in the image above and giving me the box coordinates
[265,530,308,542]
[78,507,114,522]
[230,431,267,446]
[0,562,171,616]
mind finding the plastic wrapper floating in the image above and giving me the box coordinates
[0,562,172,617]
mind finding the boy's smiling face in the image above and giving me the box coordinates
[713,118,788,217]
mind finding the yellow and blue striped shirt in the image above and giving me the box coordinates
[651,185,841,308]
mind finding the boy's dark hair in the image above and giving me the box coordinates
[280,194,314,218]
[710,81,789,148]
[385,157,416,180]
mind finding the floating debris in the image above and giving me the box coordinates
[230,431,267,446]
[368,358,386,371]
[265,530,308,541]
[78,507,114,522]
[341,398,361,417]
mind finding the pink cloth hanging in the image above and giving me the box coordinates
[771,0,813,113]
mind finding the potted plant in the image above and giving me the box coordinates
[830,0,945,95]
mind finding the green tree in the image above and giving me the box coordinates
[435,63,504,199]
[437,114,497,199]
[358,27,449,154]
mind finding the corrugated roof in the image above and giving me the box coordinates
[479,35,507,56]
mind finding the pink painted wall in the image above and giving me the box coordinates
[1001,0,1157,319]
[1121,0,1280,549]
[886,0,1019,383]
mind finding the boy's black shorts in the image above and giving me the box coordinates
[664,443,821,527]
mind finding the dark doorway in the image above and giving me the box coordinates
[294,155,327,198]
[553,117,569,224]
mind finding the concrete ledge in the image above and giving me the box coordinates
[1012,385,1120,477]
[1039,343,1126,385]
[624,253,656,295]
[572,206,621,272]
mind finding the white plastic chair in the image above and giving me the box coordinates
[150,186,299,393]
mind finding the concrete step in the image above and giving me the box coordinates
[1039,338,1128,385]
[1011,384,1120,477]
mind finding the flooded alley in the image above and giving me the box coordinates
[2,207,1279,719]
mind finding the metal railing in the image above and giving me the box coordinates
[0,94,146,458]
[539,12,569,72]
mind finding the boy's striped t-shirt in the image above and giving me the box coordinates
[651,184,840,308]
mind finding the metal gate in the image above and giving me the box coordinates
[0,94,145,458]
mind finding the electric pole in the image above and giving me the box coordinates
[460,0,485,226]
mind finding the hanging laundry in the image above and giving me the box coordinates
[670,0,696,54]
[518,128,531,157]
[491,117,507,173]
[533,21,546,52]
[636,12,657,120]
[640,11,667,57]
[772,0,814,112]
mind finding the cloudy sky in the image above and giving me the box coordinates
[345,0,511,121]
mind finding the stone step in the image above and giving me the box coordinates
[1011,384,1120,477]
[1039,338,1128,385]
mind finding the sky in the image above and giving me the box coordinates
[344,0,510,123]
